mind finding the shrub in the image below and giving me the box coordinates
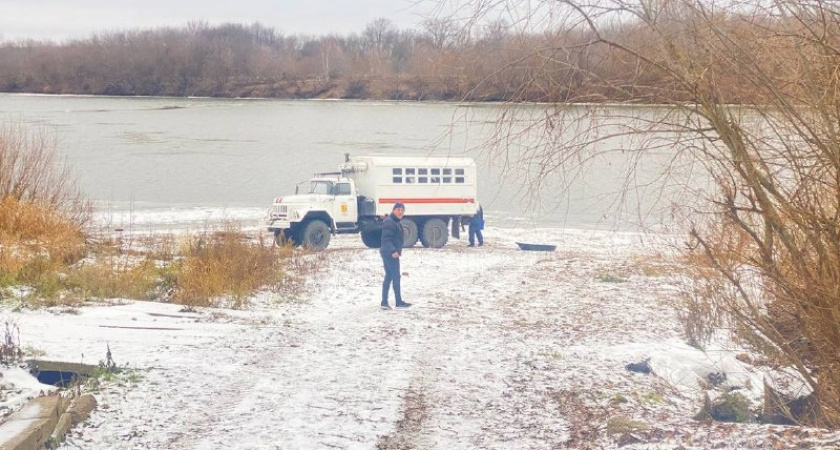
[698,392,755,424]
[605,415,650,436]
[596,273,627,283]
[172,224,284,309]
[0,123,90,301]
[0,195,87,298]
[0,319,22,364]
[66,258,162,301]
[0,122,90,225]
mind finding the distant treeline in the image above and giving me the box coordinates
[0,19,769,102]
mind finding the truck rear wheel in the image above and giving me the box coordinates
[300,220,331,250]
[420,218,448,248]
[401,218,419,247]
[361,229,382,248]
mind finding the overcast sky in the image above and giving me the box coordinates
[0,0,445,41]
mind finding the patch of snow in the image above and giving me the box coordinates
[0,418,40,444]
[0,367,56,418]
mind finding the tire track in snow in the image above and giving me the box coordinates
[375,248,558,449]
[161,327,302,449]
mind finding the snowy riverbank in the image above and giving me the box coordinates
[2,225,839,449]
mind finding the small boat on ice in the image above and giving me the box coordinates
[515,242,556,252]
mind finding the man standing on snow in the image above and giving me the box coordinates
[380,202,411,309]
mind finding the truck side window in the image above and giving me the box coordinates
[443,176,452,183]
[455,168,465,175]
[311,181,333,194]
[335,183,351,195]
[418,168,428,175]
[431,176,440,183]
[406,168,415,175]
[406,177,416,184]
[393,176,403,183]
[455,177,465,183]
[443,168,452,175]
[393,168,402,175]
[431,168,440,175]
[419,177,428,183]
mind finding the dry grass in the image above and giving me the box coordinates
[273,246,330,301]
[605,415,650,436]
[66,258,163,302]
[0,197,87,297]
[2,216,307,309]
[629,254,683,278]
[172,224,286,309]
[60,231,180,303]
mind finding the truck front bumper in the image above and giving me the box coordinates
[267,220,292,232]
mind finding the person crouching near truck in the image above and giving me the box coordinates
[380,202,412,309]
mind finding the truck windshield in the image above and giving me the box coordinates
[308,181,334,195]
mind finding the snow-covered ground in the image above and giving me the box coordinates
[2,225,840,449]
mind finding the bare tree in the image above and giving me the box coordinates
[436,0,840,426]
[422,18,460,49]
[0,122,90,225]
[362,18,398,75]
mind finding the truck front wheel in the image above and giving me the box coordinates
[361,229,382,248]
[420,218,448,248]
[300,220,331,250]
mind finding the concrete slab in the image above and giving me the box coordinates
[51,394,97,446]
[0,396,61,450]
[67,395,97,425]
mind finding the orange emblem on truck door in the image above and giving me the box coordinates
[341,203,348,214]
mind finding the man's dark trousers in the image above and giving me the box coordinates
[382,255,402,303]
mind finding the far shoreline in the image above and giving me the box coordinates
[0,91,690,109]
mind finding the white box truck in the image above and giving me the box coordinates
[266,154,479,250]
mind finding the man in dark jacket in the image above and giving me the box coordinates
[468,204,484,247]
[380,202,411,309]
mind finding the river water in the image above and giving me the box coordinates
[0,94,698,232]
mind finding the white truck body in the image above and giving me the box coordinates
[267,155,479,250]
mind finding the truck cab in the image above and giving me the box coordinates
[267,175,358,249]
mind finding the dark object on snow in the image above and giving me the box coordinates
[615,433,644,447]
[696,391,756,423]
[761,380,822,426]
[516,242,556,251]
[625,358,652,374]
[707,371,727,386]
[27,359,98,387]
